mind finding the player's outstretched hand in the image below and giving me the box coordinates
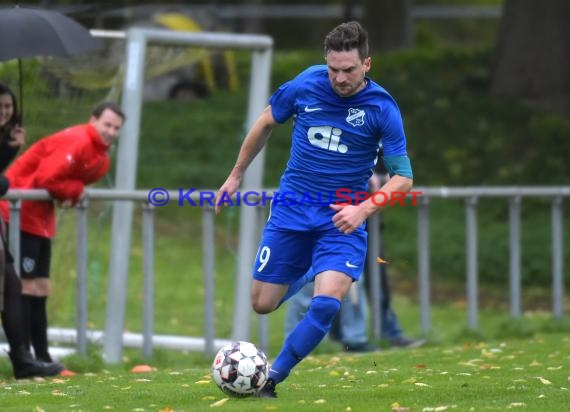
[330,203,368,234]
[214,176,240,215]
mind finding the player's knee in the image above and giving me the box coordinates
[251,298,277,315]
[308,295,341,329]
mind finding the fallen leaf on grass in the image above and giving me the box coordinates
[210,398,229,407]
[195,380,211,384]
[480,364,501,370]
[414,382,430,387]
[131,364,155,373]
[537,377,552,385]
[376,257,389,264]
[508,402,526,408]
[314,399,326,404]
[391,403,411,412]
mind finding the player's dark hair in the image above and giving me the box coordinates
[92,101,126,121]
[324,21,369,61]
[0,83,20,131]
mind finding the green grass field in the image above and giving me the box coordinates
[1,203,568,410]
[0,333,568,411]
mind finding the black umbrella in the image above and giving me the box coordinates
[0,6,103,123]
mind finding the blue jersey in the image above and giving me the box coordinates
[270,65,408,203]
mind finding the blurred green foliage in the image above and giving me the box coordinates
[134,46,569,287]
[1,43,567,288]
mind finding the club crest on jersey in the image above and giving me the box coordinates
[346,108,366,127]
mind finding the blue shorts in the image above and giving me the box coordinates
[252,201,367,285]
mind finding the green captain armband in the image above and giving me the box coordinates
[382,155,413,179]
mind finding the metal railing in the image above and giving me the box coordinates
[3,186,567,359]
[405,186,568,335]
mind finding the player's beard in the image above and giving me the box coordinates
[333,76,367,97]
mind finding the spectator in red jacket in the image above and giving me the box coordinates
[0,101,125,364]
[0,83,64,379]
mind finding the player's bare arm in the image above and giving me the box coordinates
[214,106,277,214]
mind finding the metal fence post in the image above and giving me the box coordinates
[465,196,479,330]
[256,205,269,354]
[367,213,382,340]
[551,196,564,319]
[202,205,216,357]
[142,202,155,358]
[8,199,21,276]
[509,196,522,318]
[417,195,431,333]
[76,198,89,356]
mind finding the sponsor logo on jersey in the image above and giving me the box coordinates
[307,126,348,153]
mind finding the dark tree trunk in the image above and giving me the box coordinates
[490,0,570,114]
[362,0,414,52]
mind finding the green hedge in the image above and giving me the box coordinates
[3,46,568,286]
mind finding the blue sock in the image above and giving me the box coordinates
[269,295,341,384]
[275,269,315,309]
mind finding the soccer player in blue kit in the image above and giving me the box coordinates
[215,21,413,398]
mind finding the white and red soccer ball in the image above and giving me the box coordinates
[211,341,269,397]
